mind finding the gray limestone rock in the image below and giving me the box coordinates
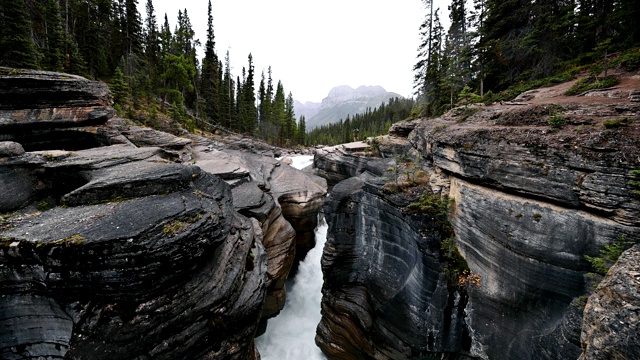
[580,244,640,360]
[313,102,640,360]
[0,141,24,157]
[0,146,266,360]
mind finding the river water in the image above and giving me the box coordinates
[255,155,327,359]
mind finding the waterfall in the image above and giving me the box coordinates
[256,155,326,359]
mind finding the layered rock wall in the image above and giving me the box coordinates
[0,69,328,359]
[314,102,640,359]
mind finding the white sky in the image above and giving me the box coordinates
[141,0,450,103]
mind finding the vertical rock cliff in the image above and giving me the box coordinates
[314,101,640,359]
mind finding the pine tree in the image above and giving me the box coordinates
[297,116,307,146]
[0,0,38,69]
[200,0,219,123]
[284,91,296,144]
[219,50,235,129]
[258,70,270,139]
[442,0,472,108]
[469,0,488,96]
[143,0,160,101]
[41,0,65,72]
[240,53,257,134]
[272,80,286,145]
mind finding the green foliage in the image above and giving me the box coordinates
[612,48,640,72]
[630,169,640,196]
[110,65,131,107]
[457,86,482,107]
[0,0,38,69]
[603,118,633,129]
[585,235,633,275]
[565,76,620,96]
[307,97,415,146]
[406,193,452,218]
[36,200,54,212]
[163,220,188,237]
[547,114,564,128]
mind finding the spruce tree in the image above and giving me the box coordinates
[284,91,296,143]
[272,80,286,145]
[0,0,38,69]
[41,0,65,72]
[220,50,235,129]
[298,116,306,146]
[200,0,220,123]
[258,71,269,139]
[143,0,160,101]
[241,53,257,134]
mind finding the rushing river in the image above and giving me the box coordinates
[256,155,327,359]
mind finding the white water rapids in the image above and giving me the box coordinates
[256,155,327,359]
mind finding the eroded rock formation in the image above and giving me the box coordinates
[0,68,326,358]
[0,145,267,359]
[314,102,640,359]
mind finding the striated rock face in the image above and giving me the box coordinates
[0,68,115,151]
[193,147,327,320]
[314,144,392,186]
[317,175,475,359]
[580,244,640,360]
[0,145,267,359]
[314,102,640,359]
[0,68,307,359]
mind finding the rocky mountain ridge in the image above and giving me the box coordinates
[295,85,401,130]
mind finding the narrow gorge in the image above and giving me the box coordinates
[312,94,640,359]
[1,68,639,360]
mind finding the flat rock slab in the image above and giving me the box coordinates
[341,141,369,152]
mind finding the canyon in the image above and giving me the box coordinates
[313,88,640,358]
[0,68,326,359]
[1,67,639,360]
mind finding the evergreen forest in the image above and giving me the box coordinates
[0,0,304,146]
[413,0,640,117]
[1,0,640,148]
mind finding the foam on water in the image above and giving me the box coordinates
[255,220,327,359]
[256,154,326,359]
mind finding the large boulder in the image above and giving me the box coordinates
[0,68,269,359]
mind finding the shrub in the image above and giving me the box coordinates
[585,235,633,275]
[36,200,54,212]
[565,76,620,96]
[406,193,452,218]
[547,114,564,128]
[613,48,640,72]
[603,117,633,129]
[630,169,640,196]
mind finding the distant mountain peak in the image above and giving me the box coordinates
[295,85,402,130]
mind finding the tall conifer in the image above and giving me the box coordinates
[0,0,38,69]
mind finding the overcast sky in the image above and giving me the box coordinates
[141,0,451,103]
